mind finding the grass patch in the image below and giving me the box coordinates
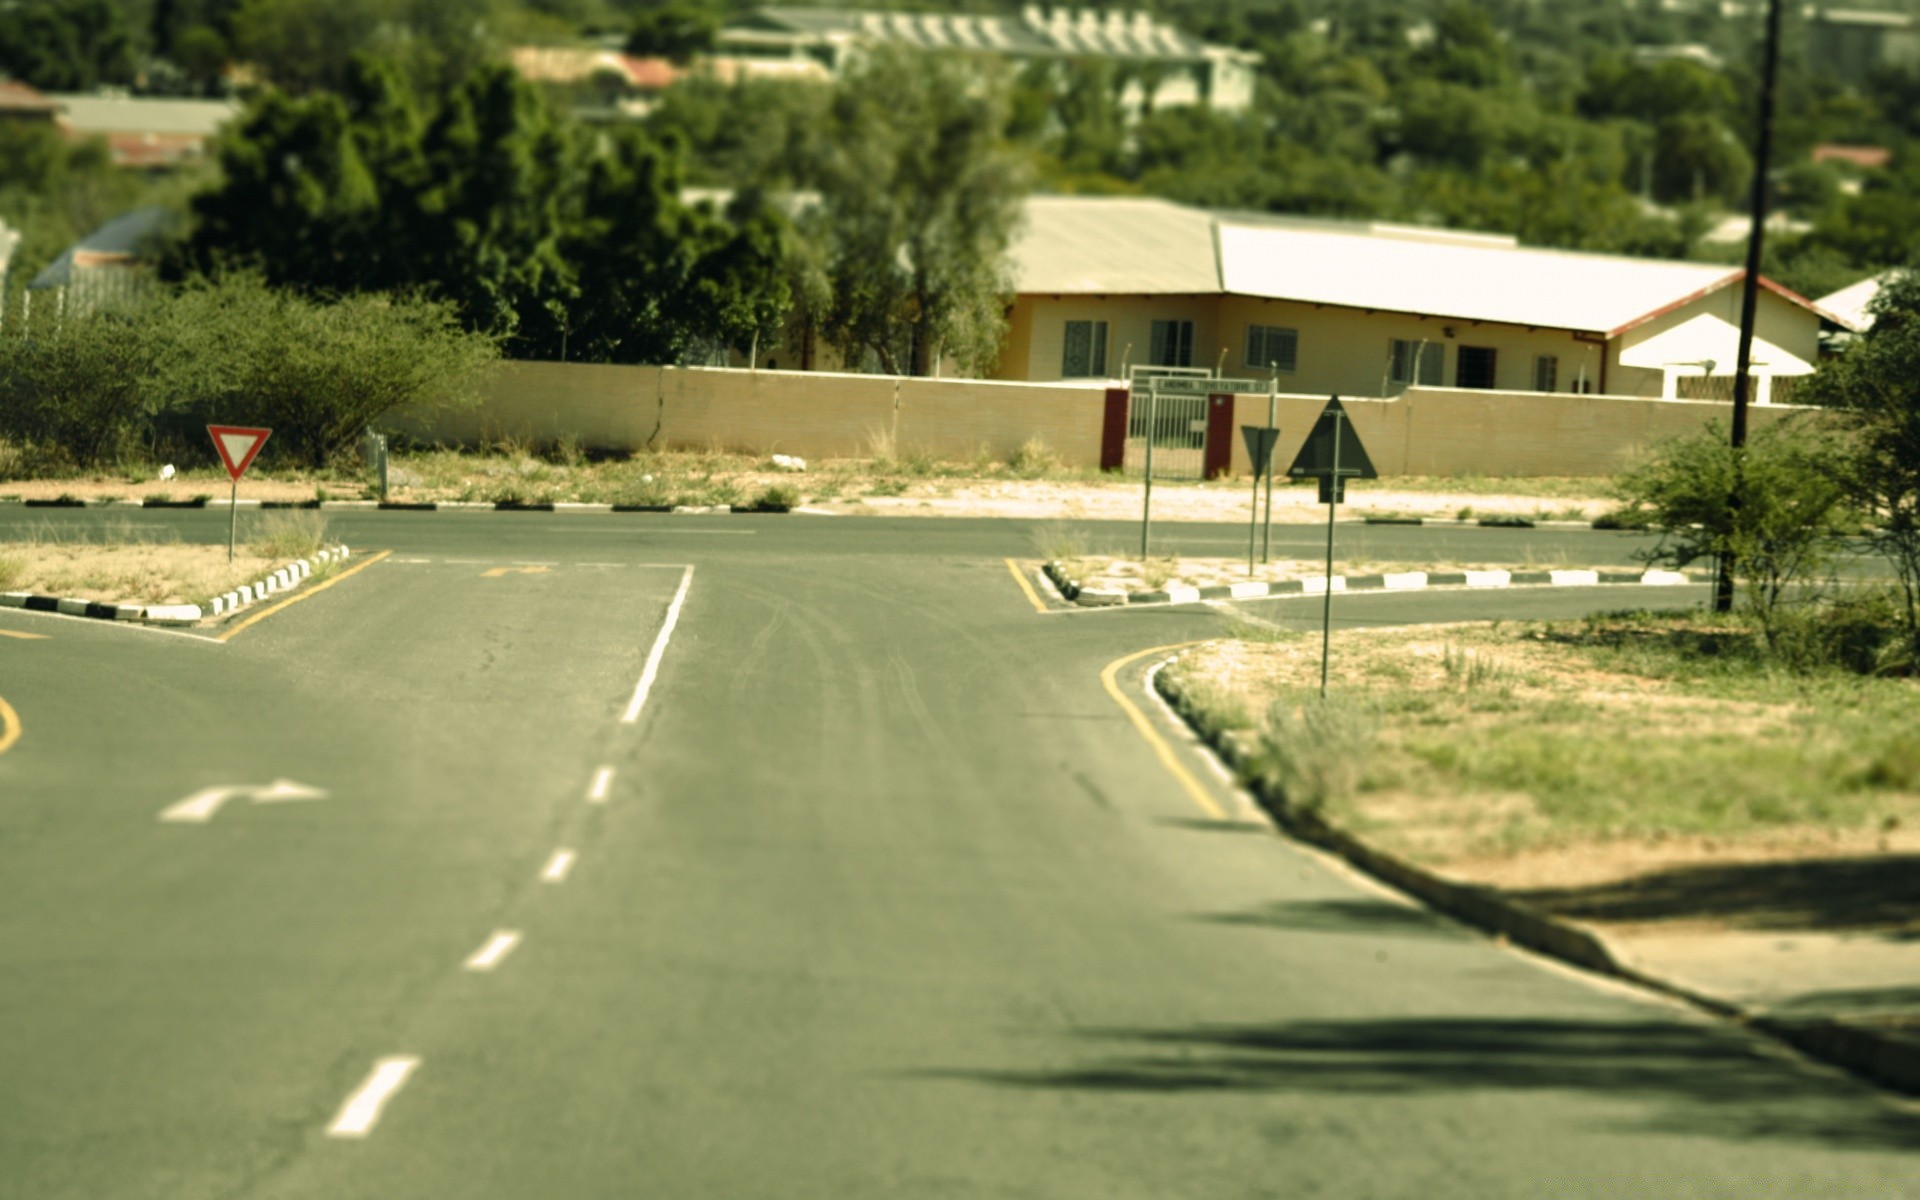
[245,509,329,559]
[1165,611,1920,865]
[0,520,298,606]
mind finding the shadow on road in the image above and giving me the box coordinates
[1512,855,1920,938]
[915,1016,1920,1148]
[1196,897,1460,938]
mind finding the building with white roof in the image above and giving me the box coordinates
[1816,270,1898,332]
[992,195,1839,403]
[717,6,1257,111]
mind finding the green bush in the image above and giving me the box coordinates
[0,301,177,467]
[1613,416,1855,647]
[1259,691,1379,813]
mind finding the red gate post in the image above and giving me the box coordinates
[1100,387,1129,472]
[1202,393,1234,479]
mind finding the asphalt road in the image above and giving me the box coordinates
[2,511,1916,1198]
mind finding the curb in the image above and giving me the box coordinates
[1040,560,1704,608]
[1150,658,1920,1099]
[0,545,351,627]
[0,497,793,515]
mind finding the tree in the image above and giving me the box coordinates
[1799,267,1920,655]
[162,276,499,468]
[0,301,177,469]
[1613,418,1855,646]
[807,48,1027,376]
[625,2,719,66]
[0,0,137,91]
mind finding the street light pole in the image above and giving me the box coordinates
[1717,0,1784,614]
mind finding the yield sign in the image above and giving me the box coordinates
[207,425,272,481]
[1240,425,1281,480]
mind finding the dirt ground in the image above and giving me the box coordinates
[0,471,1610,523]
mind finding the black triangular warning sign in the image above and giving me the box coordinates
[1287,396,1378,481]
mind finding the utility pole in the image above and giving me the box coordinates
[1717,0,1784,613]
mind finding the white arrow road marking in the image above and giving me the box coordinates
[158,779,328,823]
[463,930,521,972]
[327,1056,421,1138]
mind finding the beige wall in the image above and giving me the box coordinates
[407,361,1112,466]
[407,359,1814,480]
[1225,387,1812,478]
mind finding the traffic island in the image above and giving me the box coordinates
[1152,615,1920,1096]
[0,515,350,626]
[1040,555,1699,608]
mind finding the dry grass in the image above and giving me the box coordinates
[1164,616,1920,869]
[0,520,314,606]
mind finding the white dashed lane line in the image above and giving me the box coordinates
[587,766,614,803]
[541,850,577,882]
[327,1056,421,1138]
[462,931,522,972]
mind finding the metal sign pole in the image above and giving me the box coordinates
[1320,411,1342,700]
[228,477,238,563]
[1247,457,1260,577]
[1263,370,1278,562]
[1140,383,1157,559]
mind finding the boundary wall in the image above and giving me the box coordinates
[1225,386,1813,478]
[404,362,1818,477]
[403,361,1112,465]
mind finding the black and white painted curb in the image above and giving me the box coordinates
[0,545,351,627]
[0,497,792,514]
[1041,560,1707,608]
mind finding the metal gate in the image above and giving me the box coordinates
[1122,367,1212,479]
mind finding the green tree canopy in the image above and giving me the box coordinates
[806,47,1027,377]
[0,0,137,91]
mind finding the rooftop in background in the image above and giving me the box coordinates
[48,93,239,138]
[510,47,680,91]
[0,77,61,118]
[1817,271,1899,331]
[719,6,1257,110]
[1813,143,1893,170]
[29,206,177,291]
[1011,195,1845,334]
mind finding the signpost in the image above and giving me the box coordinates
[1239,424,1281,576]
[207,425,271,562]
[1286,397,1378,697]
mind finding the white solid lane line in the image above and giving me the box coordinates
[588,766,614,803]
[621,565,694,725]
[462,930,522,972]
[541,850,576,882]
[327,1056,421,1138]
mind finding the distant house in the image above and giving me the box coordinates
[0,78,62,124]
[990,197,1840,404]
[716,6,1258,113]
[1812,143,1892,171]
[1807,8,1920,77]
[510,47,680,118]
[28,206,176,315]
[45,93,239,168]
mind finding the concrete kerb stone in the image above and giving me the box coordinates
[1149,655,1920,1099]
[0,497,799,515]
[0,545,353,627]
[1041,559,1710,609]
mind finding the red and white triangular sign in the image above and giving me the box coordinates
[207,425,271,482]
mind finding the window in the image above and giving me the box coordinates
[1061,319,1109,378]
[1245,325,1298,373]
[1388,338,1443,386]
[1150,319,1194,367]
[1533,354,1558,393]
[1457,345,1498,389]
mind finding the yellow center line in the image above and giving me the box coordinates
[1004,558,1050,614]
[216,550,394,642]
[1099,642,1224,821]
[0,629,49,640]
[0,694,19,756]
